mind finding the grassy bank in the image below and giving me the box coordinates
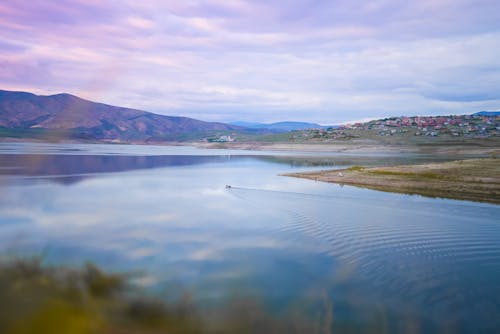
[284,158,500,204]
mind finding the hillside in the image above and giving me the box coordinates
[280,114,500,144]
[0,90,241,142]
[474,111,500,117]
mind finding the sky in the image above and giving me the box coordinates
[1,0,500,124]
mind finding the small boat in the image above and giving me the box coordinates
[225,185,232,189]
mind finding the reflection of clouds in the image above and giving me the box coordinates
[199,187,226,196]
[187,237,284,262]
[128,247,157,259]
[1,149,499,331]
[0,159,296,272]
[2,156,486,267]
[189,248,218,261]
[205,268,251,281]
[131,274,158,288]
[3,152,491,270]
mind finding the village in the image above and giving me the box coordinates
[294,113,500,141]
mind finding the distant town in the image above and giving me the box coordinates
[291,113,500,142]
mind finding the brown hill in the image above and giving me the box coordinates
[0,90,241,141]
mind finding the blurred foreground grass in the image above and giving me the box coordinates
[0,257,203,334]
[0,257,342,334]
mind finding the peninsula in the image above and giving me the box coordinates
[284,158,500,204]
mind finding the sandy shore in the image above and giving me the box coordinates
[284,158,500,204]
[194,141,500,156]
[193,141,406,153]
[2,137,499,156]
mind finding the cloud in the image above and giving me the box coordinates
[1,0,500,123]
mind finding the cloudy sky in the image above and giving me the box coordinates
[1,0,499,123]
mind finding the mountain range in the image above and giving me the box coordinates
[474,111,500,116]
[0,90,241,142]
[1,89,497,143]
[229,121,330,132]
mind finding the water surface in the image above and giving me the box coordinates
[0,142,499,333]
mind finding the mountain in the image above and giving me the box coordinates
[229,121,329,132]
[474,111,500,116]
[0,90,241,142]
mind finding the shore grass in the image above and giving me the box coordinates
[284,158,500,204]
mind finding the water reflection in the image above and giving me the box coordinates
[0,154,237,184]
[257,154,471,168]
[0,151,477,186]
[0,143,499,333]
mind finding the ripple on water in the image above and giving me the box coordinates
[229,186,500,330]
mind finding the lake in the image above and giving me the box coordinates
[0,142,499,333]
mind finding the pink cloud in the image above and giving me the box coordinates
[1,0,499,123]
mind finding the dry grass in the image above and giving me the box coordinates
[284,158,500,204]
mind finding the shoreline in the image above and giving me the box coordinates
[192,141,500,156]
[283,158,500,204]
[1,138,499,157]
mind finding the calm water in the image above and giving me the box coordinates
[0,142,499,333]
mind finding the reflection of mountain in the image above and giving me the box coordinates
[0,153,467,185]
[0,154,235,184]
[229,121,329,132]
